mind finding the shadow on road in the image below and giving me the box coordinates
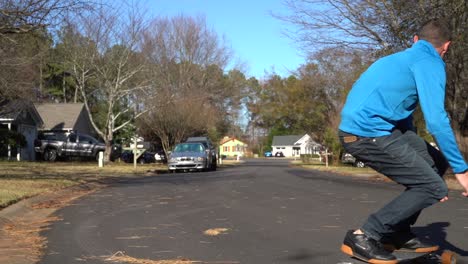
[414,222,468,257]
[278,248,334,262]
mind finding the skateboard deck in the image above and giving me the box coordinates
[340,250,456,264]
[393,250,456,264]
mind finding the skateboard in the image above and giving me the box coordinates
[340,249,457,263]
[392,250,456,263]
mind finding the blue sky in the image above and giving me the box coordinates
[149,0,304,79]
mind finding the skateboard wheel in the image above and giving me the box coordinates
[441,250,456,264]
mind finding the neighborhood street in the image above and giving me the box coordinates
[39,159,468,264]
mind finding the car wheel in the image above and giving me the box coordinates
[355,161,365,168]
[212,159,217,171]
[46,148,57,162]
[42,151,49,161]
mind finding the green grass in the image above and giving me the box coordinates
[0,161,167,208]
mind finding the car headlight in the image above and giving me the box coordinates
[169,157,177,162]
[197,157,205,162]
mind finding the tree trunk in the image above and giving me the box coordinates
[104,133,113,162]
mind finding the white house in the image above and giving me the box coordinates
[271,134,321,157]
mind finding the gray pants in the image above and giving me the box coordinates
[339,129,448,240]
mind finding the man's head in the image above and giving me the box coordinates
[413,18,452,58]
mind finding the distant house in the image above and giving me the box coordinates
[35,103,96,136]
[271,134,321,157]
[219,136,247,157]
[0,100,44,161]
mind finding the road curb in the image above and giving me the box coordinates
[0,181,104,264]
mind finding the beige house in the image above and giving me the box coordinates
[35,103,96,136]
[219,137,247,157]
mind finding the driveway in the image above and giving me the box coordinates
[39,159,468,263]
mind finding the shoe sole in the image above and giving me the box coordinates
[383,244,439,253]
[341,244,398,264]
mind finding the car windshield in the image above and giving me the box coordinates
[173,143,204,153]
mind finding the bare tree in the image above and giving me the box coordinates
[59,2,151,160]
[141,92,218,154]
[0,0,92,103]
[277,0,429,53]
[0,0,91,36]
[279,0,468,155]
[139,15,239,151]
[0,31,46,101]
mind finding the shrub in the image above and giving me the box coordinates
[300,153,320,163]
[0,128,27,150]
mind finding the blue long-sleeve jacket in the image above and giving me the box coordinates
[339,40,468,173]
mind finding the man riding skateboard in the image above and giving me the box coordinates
[338,18,468,264]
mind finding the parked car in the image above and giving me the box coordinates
[264,151,272,157]
[121,149,166,164]
[34,131,119,161]
[154,151,167,163]
[274,151,285,157]
[341,152,366,168]
[168,142,216,172]
[185,136,217,169]
[120,150,154,164]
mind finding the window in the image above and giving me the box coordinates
[79,135,97,144]
[68,134,77,142]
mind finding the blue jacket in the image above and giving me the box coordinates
[339,40,468,173]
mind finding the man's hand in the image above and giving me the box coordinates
[455,171,468,197]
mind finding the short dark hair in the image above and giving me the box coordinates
[417,18,452,47]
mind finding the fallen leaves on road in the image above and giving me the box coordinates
[0,216,62,263]
[104,251,198,264]
[203,228,229,236]
[30,189,96,209]
[115,235,152,240]
[0,184,100,264]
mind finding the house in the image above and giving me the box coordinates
[219,136,247,157]
[35,103,96,136]
[271,134,321,157]
[0,100,44,161]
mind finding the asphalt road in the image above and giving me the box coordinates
[39,159,468,264]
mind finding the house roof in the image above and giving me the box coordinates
[0,100,23,120]
[35,103,84,130]
[219,137,245,145]
[272,135,303,146]
[0,100,43,125]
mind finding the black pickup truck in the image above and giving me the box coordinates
[34,131,111,162]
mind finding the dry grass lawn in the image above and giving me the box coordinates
[0,161,166,209]
[295,162,464,191]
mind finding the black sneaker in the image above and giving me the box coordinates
[341,230,397,264]
[381,232,439,253]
